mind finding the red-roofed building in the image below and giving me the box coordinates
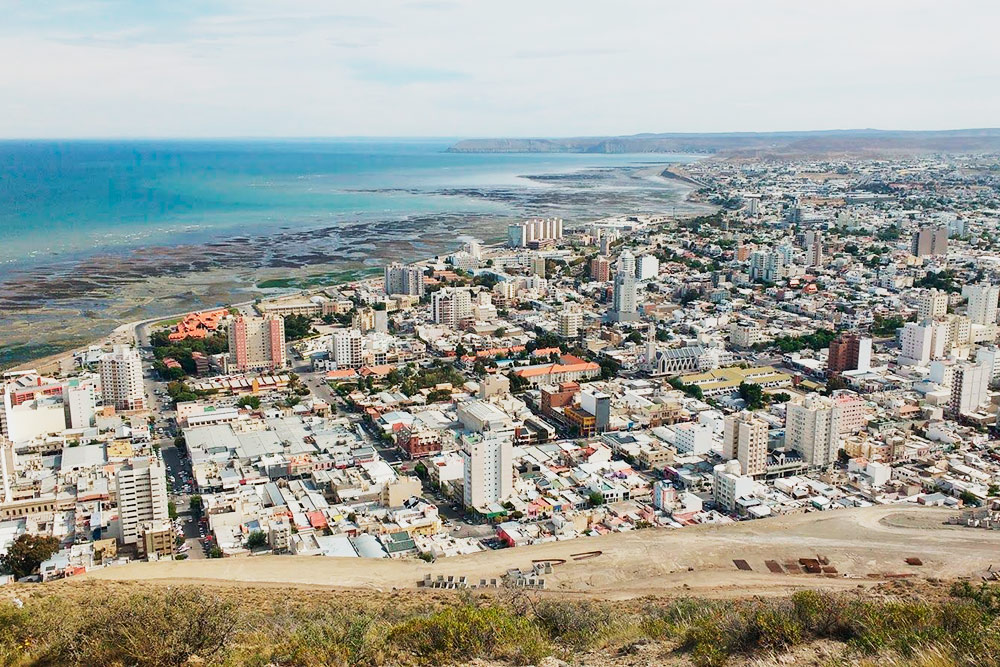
[512,357,600,387]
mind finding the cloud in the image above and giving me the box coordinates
[0,0,997,137]
[349,61,469,86]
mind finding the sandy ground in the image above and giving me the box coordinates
[79,505,1000,600]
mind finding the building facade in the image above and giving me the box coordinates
[227,316,287,374]
[99,345,146,411]
[116,457,170,546]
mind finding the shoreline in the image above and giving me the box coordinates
[4,162,707,373]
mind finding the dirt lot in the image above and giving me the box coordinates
[80,505,1000,600]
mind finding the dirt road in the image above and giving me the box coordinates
[81,505,1000,599]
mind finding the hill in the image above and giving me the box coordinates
[447,128,1000,156]
[1,577,998,665]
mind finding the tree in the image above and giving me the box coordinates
[825,376,848,395]
[988,484,999,497]
[0,534,60,579]
[167,501,178,520]
[237,395,261,410]
[189,495,204,518]
[245,531,267,550]
[282,314,315,341]
[588,491,604,507]
[738,382,765,410]
[960,490,982,507]
[507,371,529,393]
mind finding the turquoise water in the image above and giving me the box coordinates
[0,139,690,273]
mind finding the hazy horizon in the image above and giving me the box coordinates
[2,1,998,139]
[2,127,1000,143]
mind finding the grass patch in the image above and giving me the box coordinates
[1,583,999,666]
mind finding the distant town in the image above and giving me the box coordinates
[5,153,1000,582]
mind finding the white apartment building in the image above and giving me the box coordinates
[674,422,714,455]
[916,289,948,321]
[785,394,842,468]
[730,321,765,348]
[949,361,990,416]
[116,457,170,546]
[461,433,513,510]
[383,263,425,297]
[608,250,639,322]
[99,345,146,411]
[227,315,287,373]
[964,284,1000,326]
[507,217,563,247]
[635,254,660,280]
[723,411,768,476]
[976,346,1000,385]
[749,250,785,283]
[431,287,473,327]
[558,306,583,338]
[899,321,948,366]
[713,460,755,512]
[64,377,98,429]
[331,329,364,369]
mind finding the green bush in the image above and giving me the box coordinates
[387,604,549,665]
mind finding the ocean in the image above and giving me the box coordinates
[0,139,700,367]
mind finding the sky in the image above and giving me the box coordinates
[1,0,998,138]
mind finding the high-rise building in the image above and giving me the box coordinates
[827,334,872,374]
[590,255,611,282]
[785,394,842,468]
[227,316,287,373]
[332,329,364,369]
[116,457,170,546]
[64,377,98,429]
[976,346,1000,385]
[461,433,513,509]
[964,284,1000,326]
[899,320,948,366]
[507,218,563,248]
[949,361,990,416]
[635,254,660,280]
[558,305,583,339]
[99,345,146,411]
[805,231,824,268]
[608,250,639,322]
[749,250,785,283]
[911,225,948,257]
[383,263,425,297]
[431,287,473,327]
[833,391,867,434]
[531,256,546,278]
[916,289,949,321]
[722,411,769,476]
[579,389,611,433]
